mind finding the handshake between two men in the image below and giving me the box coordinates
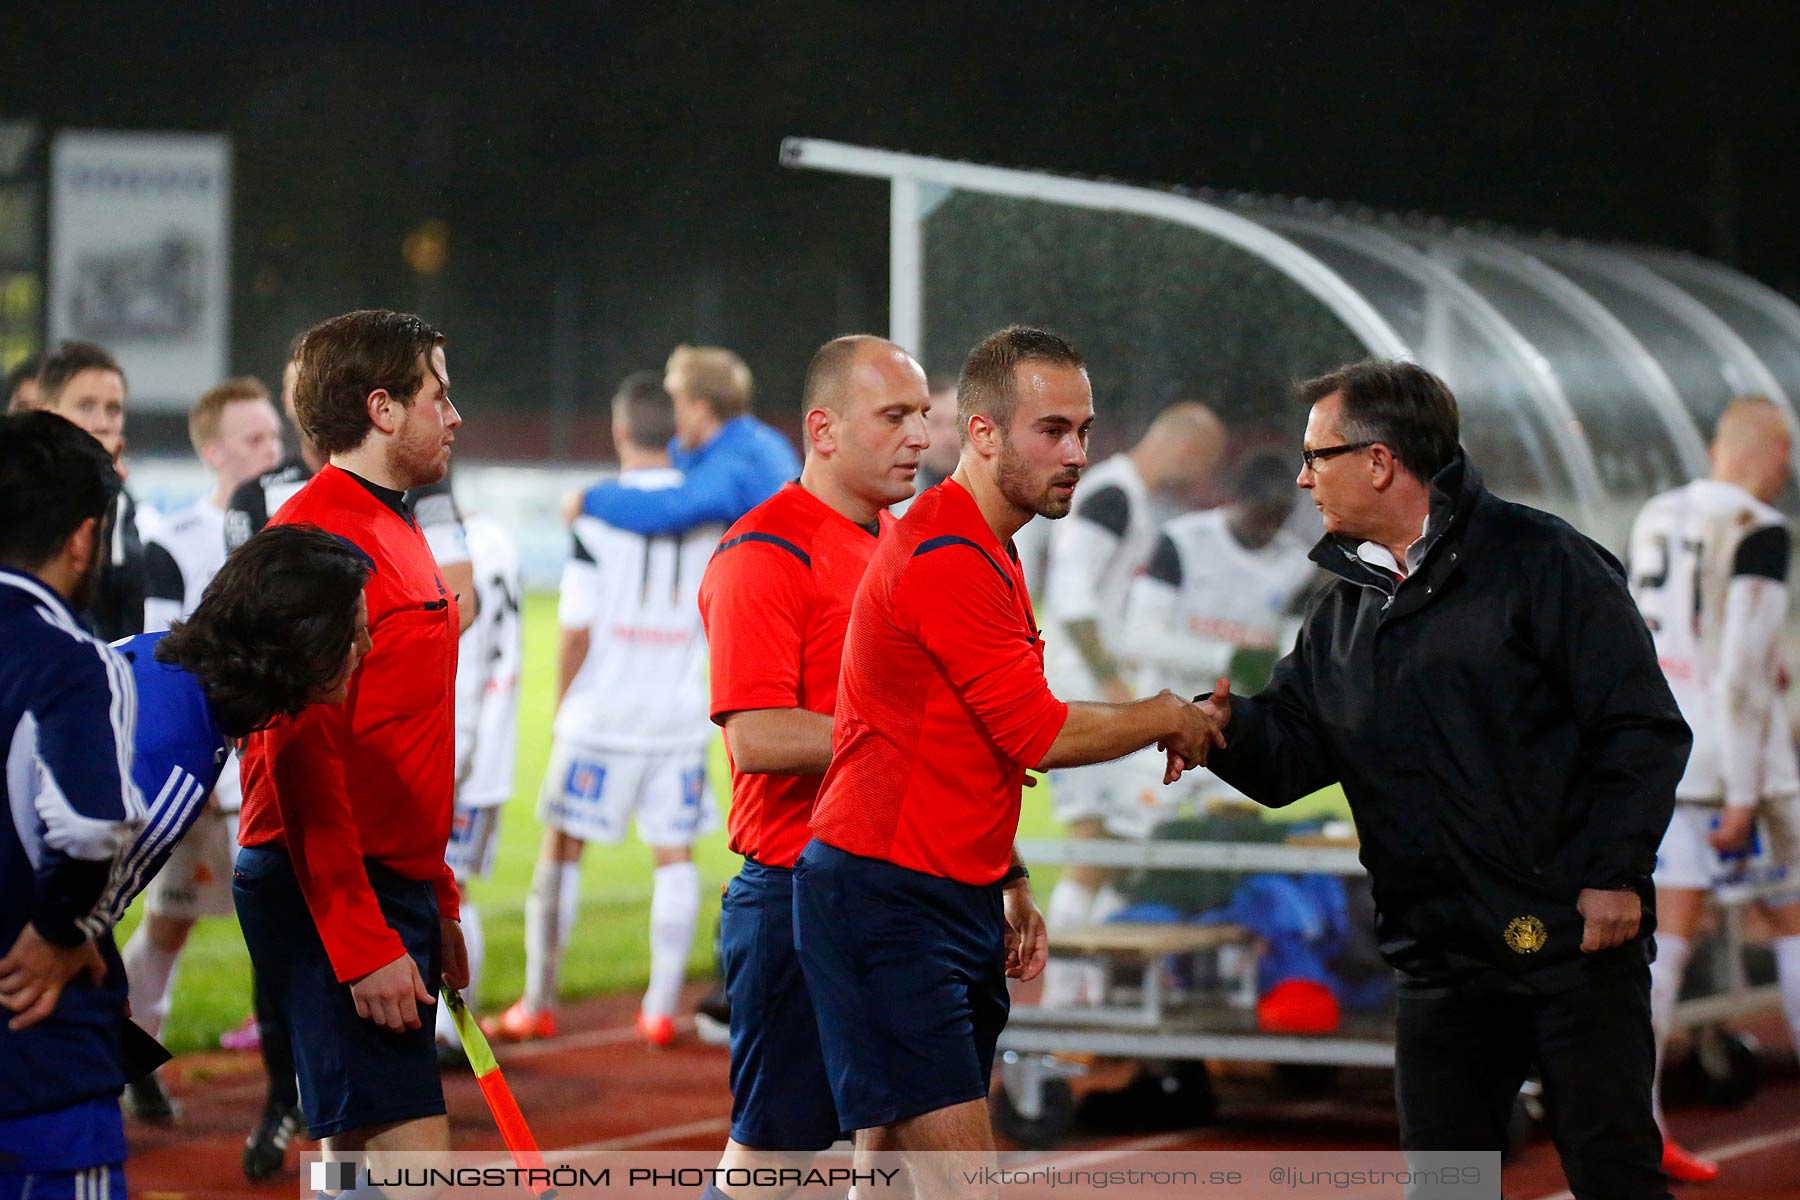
[1027,679,1233,791]
[1158,678,1232,785]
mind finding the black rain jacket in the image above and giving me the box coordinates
[1207,452,1690,993]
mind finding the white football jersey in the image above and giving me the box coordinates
[412,480,473,570]
[554,468,719,752]
[141,498,248,810]
[1041,454,1161,699]
[455,514,523,809]
[1120,509,1316,700]
[1628,478,1797,804]
[143,499,225,633]
[1013,516,1052,607]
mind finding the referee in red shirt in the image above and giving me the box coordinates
[696,336,928,1193]
[796,326,1223,1155]
[234,310,469,1169]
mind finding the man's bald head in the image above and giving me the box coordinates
[798,334,930,522]
[1711,394,1793,503]
[1144,402,1225,447]
[1131,401,1228,492]
[801,335,925,419]
[1715,394,1788,451]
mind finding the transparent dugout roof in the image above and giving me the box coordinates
[784,139,1800,552]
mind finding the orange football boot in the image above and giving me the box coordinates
[480,999,557,1043]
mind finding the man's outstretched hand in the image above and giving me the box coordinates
[1197,677,1232,730]
[1159,678,1232,784]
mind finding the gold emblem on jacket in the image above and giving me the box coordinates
[1504,915,1548,954]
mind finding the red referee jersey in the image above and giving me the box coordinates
[238,464,460,982]
[698,483,890,868]
[810,479,1069,885]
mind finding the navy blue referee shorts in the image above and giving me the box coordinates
[792,839,1010,1131]
[719,858,846,1150]
[232,845,445,1140]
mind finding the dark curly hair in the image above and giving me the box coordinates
[156,524,373,737]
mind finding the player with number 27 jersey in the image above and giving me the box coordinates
[1628,477,1796,807]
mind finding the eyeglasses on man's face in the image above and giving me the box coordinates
[1300,441,1375,470]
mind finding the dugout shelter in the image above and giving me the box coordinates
[780,140,1800,1143]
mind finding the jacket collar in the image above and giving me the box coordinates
[0,565,80,626]
[1310,450,1484,599]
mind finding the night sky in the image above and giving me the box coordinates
[7,2,1798,456]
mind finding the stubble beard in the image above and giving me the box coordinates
[390,425,448,489]
[997,437,1075,519]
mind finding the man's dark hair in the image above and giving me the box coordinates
[1298,359,1460,481]
[0,411,122,568]
[156,524,373,737]
[4,353,43,408]
[957,326,1085,442]
[294,310,444,455]
[38,341,126,407]
[612,370,676,451]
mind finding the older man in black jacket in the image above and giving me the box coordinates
[1199,359,1689,1199]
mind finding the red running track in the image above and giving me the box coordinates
[122,988,1799,1198]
